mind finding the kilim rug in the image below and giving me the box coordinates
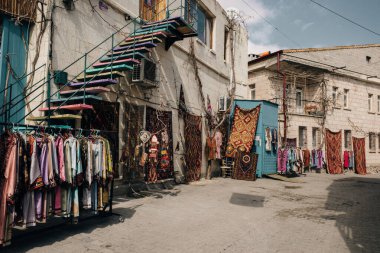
[353,137,366,175]
[325,129,343,174]
[232,151,258,181]
[184,113,202,182]
[226,105,261,158]
[145,107,174,180]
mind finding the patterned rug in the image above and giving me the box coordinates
[145,107,174,180]
[325,129,343,174]
[232,151,258,181]
[184,113,202,182]
[353,137,366,175]
[226,105,261,158]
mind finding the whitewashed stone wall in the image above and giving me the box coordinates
[248,47,380,166]
[26,0,248,178]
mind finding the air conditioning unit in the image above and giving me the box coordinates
[132,59,159,88]
[218,96,231,112]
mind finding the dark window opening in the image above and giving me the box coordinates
[224,26,229,60]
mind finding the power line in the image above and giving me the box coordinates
[309,0,380,38]
[239,0,303,48]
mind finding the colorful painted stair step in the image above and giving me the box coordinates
[120,37,162,47]
[124,31,168,42]
[113,42,157,52]
[39,104,94,111]
[60,87,110,95]
[108,47,151,56]
[68,78,117,87]
[27,114,82,121]
[142,20,180,29]
[101,52,146,63]
[92,58,140,68]
[77,70,125,81]
[85,64,133,75]
[51,95,103,103]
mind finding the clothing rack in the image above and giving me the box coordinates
[0,121,124,247]
[0,121,117,134]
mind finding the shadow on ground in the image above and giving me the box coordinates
[2,204,141,253]
[229,192,265,207]
[326,177,380,252]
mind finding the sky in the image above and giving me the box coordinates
[216,0,380,54]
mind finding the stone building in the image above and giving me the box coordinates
[0,0,248,180]
[247,44,380,167]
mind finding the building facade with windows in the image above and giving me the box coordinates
[0,0,248,180]
[247,44,380,166]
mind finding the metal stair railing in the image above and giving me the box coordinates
[0,63,46,121]
[13,0,197,124]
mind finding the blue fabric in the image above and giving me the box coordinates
[349,151,354,168]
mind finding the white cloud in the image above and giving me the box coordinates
[301,22,314,31]
[217,0,288,54]
[293,19,302,26]
[248,40,281,54]
[217,0,275,25]
[249,23,274,44]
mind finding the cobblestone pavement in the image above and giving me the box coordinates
[4,172,380,253]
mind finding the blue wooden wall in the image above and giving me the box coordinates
[230,100,279,177]
[0,14,30,123]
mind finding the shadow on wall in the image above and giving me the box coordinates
[229,192,265,207]
[326,177,380,253]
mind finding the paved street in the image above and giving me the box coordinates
[4,173,380,253]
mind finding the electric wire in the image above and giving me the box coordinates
[239,0,302,48]
[309,0,380,38]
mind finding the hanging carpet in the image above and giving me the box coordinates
[226,105,261,158]
[184,113,202,182]
[353,137,366,175]
[232,151,258,181]
[325,129,343,174]
[145,107,174,180]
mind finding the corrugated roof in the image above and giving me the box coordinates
[283,43,380,53]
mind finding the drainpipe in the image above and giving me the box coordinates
[276,51,287,145]
[47,0,57,127]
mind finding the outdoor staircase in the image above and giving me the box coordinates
[28,14,197,123]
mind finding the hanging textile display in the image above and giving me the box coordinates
[325,129,343,174]
[271,128,278,151]
[206,133,217,160]
[302,149,311,170]
[122,103,145,180]
[147,135,159,183]
[145,107,174,180]
[184,113,202,182]
[265,127,272,151]
[215,130,223,159]
[277,148,288,173]
[232,151,258,181]
[352,137,366,175]
[0,130,114,246]
[226,105,261,158]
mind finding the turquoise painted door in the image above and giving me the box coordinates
[0,14,29,123]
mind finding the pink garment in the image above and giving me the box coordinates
[55,136,65,181]
[0,135,17,245]
[277,149,288,173]
[317,150,324,169]
[54,187,61,213]
[215,131,223,159]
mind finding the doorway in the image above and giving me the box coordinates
[140,0,167,22]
